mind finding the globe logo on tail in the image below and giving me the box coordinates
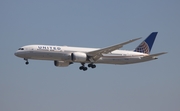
[135,41,150,54]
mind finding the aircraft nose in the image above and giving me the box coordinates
[14,51,18,56]
[14,50,26,58]
[14,51,20,57]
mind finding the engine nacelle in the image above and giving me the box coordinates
[71,52,87,62]
[54,61,70,67]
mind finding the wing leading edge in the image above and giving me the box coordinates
[86,37,142,62]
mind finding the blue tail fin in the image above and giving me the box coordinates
[134,32,158,54]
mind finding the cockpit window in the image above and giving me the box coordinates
[18,48,24,50]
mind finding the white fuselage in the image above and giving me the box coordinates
[14,45,154,65]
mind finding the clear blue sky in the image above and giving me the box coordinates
[0,0,179,111]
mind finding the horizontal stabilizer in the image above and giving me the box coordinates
[143,52,167,59]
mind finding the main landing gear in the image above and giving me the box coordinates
[88,64,96,68]
[24,58,29,65]
[79,63,87,71]
[79,63,96,71]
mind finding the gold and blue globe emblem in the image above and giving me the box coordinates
[135,41,149,54]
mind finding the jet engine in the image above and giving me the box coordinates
[54,61,70,67]
[71,52,87,62]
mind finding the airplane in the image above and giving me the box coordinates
[14,32,167,71]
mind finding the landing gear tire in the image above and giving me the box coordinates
[83,67,87,71]
[91,65,96,68]
[79,66,84,70]
[25,61,29,65]
[24,58,29,65]
[79,66,88,71]
[88,64,96,69]
[88,64,92,67]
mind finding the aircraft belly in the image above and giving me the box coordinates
[22,51,154,65]
[97,56,149,65]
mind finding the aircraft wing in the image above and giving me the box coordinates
[86,37,142,62]
[143,52,167,59]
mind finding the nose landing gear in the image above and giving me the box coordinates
[24,58,29,65]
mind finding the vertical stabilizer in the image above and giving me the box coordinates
[134,32,158,54]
